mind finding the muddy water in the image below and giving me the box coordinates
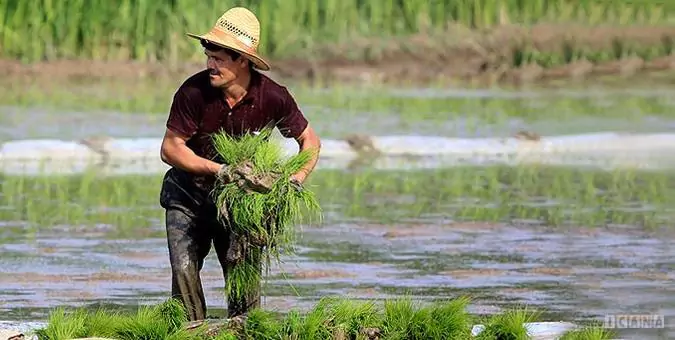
[1,219,673,339]
[2,87,675,340]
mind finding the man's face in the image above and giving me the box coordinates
[205,47,246,88]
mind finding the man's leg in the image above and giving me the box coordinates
[166,208,212,321]
[212,221,262,318]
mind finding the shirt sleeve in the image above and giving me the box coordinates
[166,88,200,138]
[275,87,309,139]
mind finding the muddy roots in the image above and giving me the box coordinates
[220,160,282,194]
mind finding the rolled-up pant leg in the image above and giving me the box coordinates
[166,208,212,321]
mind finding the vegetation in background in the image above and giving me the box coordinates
[1,0,673,63]
[33,296,616,340]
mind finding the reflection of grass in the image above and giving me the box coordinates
[320,165,675,229]
[34,296,615,340]
[0,172,160,235]
[2,165,674,233]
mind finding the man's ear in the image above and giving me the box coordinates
[240,58,250,69]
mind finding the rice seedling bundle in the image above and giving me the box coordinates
[210,127,321,301]
[35,296,617,340]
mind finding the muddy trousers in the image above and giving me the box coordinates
[165,208,261,321]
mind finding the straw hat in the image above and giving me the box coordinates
[187,7,270,71]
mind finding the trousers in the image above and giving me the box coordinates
[159,167,261,321]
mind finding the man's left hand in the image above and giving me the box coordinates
[289,175,304,193]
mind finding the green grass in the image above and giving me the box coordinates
[35,299,199,340]
[1,0,672,63]
[33,296,616,340]
[2,164,675,235]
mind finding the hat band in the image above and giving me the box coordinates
[210,27,257,55]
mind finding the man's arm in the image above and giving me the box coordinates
[160,86,222,176]
[160,128,222,176]
[291,124,321,184]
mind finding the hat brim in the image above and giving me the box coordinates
[187,30,271,71]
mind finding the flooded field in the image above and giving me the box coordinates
[1,165,675,339]
[2,80,675,339]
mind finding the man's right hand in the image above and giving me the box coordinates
[160,128,224,176]
[215,164,231,183]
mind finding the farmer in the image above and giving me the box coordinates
[158,7,321,321]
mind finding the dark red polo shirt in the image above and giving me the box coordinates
[164,69,309,194]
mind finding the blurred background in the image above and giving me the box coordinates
[1,1,675,339]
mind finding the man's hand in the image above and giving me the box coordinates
[215,164,231,183]
[160,128,222,176]
[289,175,304,193]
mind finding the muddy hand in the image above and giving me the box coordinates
[216,164,236,183]
[290,177,303,193]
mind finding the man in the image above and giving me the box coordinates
[158,7,321,321]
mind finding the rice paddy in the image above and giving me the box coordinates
[2,164,675,236]
[32,296,615,340]
[4,4,675,338]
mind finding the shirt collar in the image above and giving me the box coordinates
[240,70,262,104]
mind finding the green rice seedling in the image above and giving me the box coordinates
[237,308,283,339]
[380,297,424,339]
[211,126,322,301]
[81,308,126,338]
[36,296,597,340]
[33,307,89,340]
[417,296,474,340]
[559,323,617,340]
[475,307,542,340]
[106,299,191,340]
[34,298,203,340]
[212,330,240,340]
[562,327,618,340]
[312,296,382,338]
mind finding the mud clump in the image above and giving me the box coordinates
[220,160,281,194]
[513,130,541,141]
[345,134,381,155]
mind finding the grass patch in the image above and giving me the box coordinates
[210,127,322,302]
[33,296,616,339]
[559,325,619,340]
[3,165,675,234]
[35,298,198,340]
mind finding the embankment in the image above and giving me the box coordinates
[2,132,675,176]
[2,24,675,86]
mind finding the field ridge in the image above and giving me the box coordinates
[2,24,675,85]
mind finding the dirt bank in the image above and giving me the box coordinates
[2,23,675,86]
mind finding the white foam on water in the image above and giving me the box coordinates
[2,132,675,175]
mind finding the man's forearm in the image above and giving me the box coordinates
[293,139,321,182]
[161,145,221,176]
